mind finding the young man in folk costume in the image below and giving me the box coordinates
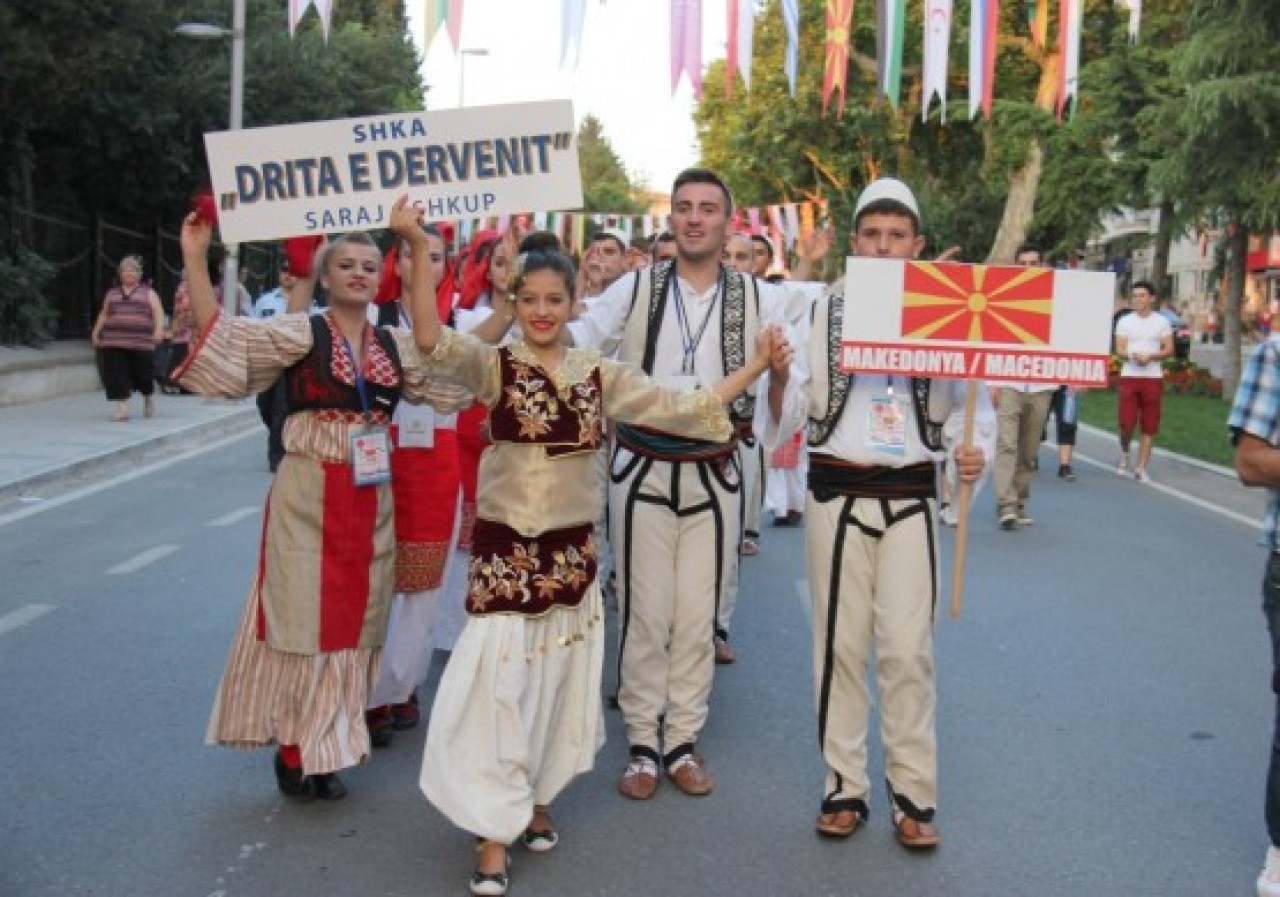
[765,178,990,847]
[569,168,800,798]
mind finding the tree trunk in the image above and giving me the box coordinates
[984,51,1058,265]
[985,138,1044,264]
[1151,197,1175,301]
[1222,217,1247,402]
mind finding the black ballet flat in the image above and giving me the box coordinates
[273,751,312,799]
[309,772,348,801]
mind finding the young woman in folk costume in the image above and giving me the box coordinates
[362,224,464,746]
[387,199,792,897]
[175,212,467,801]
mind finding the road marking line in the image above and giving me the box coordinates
[108,544,179,575]
[0,603,55,637]
[794,578,812,630]
[0,429,255,531]
[1070,450,1259,528]
[208,506,259,528]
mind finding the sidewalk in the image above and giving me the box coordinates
[0,389,259,504]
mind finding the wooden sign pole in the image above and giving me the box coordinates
[949,379,979,619]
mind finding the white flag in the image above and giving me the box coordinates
[561,0,588,67]
[923,0,954,121]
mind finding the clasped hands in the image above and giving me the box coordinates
[754,324,794,381]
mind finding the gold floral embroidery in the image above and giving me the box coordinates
[508,341,599,391]
[501,345,603,450]
[427,326,465,366]
[469,536,597,612]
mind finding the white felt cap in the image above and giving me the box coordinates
[853,178,921,227]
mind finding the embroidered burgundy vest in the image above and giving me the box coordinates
[487,347,604,457]
[284,314,402,421]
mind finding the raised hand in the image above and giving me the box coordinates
[180,212,213,260]
[801,227,833,263]
[388,195,426,243]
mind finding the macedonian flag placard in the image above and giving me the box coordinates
[840,258,1115,386]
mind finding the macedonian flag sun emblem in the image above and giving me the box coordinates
[901,262,1054,345]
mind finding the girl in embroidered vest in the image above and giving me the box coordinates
[174,212,468,803]
[91,255,165,421]
[388,198,789,897]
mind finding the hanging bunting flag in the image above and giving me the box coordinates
[671,0,704,98]
[922,0,953,121]
[288,0,305,35]
[534,211,548,230]
[822,0,856,117]
[573,214,587,255]
[968,0,999,118]
[725,0,757,97]
[876,0,906,108]
[799,202,816,239]
[1117,0,1140,41]
[782,0,801,97]
[288,0,334,39]
[561,0,588,67]
[780,203,801,247]
[1025,0,1048,48]
[1056,0,1083,121]
[314,0,333,39]
[447,1,465,49]
[767,206,787,254]
[424,1,453,51]
[747,207,763,234]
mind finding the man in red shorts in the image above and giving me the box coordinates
[1113,280,1173,483]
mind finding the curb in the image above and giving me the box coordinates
[0,407,260,502]
[1076,422,1235,479]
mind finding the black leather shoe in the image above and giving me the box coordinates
[366,706,394,748]
[310,772,348,801]
[274,752,312,798]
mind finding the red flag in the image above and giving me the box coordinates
[902,263,1055,345]
[822,0,856,117]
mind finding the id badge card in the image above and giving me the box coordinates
[868,392,908,455]
[397,402,436,448]
[351,427,392,486]
[661,373,700,392]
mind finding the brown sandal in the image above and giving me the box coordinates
[892,810,940,849]
[815,808,862,838]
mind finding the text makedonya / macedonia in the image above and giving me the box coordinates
[235,135,559,204]
[842,346,1106,383]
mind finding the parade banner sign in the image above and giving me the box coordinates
[203,100,582,244]
[840,258,1115,386]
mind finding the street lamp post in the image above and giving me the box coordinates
[176,0,246,317]
[458,47,489,108]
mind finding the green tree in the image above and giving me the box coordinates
[577,114,644,214]
[1,0,423,226]
[1150,0,1280,398]
[695,0,1004,263]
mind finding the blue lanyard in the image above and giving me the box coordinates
[342,333,370,418]
[671,274,722,376]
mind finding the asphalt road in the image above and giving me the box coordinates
[0,430,1271,896]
